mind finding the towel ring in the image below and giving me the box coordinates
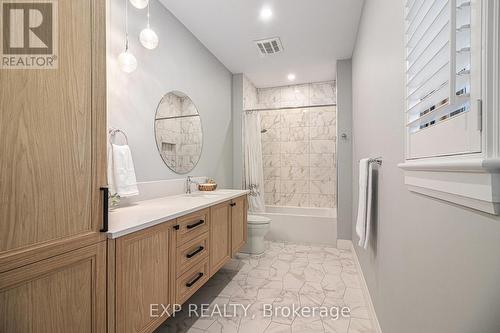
[109,128,129,145]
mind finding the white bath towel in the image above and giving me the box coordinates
[355,158,373,249]
[107,144,139,197]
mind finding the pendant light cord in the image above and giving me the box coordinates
[147,0,151,29]
[125,0,129,51]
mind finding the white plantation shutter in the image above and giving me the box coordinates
[405,0,481,159]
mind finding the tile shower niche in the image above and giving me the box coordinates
[260,106,337,208]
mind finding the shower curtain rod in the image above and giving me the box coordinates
[244,103,336,113]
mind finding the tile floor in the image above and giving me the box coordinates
[156,241,377,333]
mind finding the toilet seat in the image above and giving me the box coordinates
[248,215,271,225]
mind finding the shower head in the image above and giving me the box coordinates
[261,129,268,134]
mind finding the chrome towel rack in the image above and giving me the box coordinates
[109,128,129,145]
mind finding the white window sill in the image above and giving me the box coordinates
[398,159,500,215]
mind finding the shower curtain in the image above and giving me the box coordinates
[243,111,266,213]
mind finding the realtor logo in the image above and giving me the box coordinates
[0,0,58,69]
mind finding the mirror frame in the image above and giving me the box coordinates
[153,90,204,175]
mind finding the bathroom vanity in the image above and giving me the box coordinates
[105,190,248,333]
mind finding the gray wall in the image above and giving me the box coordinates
[232,74,244,189]
[336,59,353,240]
[351,1,500,333]
[108,0,233,186]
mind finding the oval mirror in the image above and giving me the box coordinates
[154,91,203,174]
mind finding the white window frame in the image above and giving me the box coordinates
[399,0,500,215]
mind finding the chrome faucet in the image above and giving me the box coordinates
[186,176,198,194]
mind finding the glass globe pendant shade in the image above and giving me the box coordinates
[129,0,148,9]
[118,50,137,73]
[140,27,159,50]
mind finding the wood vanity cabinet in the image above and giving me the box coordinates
[209,202,232,276]
[113,223,173,333]
[209,197,248,275]
[231,196,248,256]
[107,194,248,333]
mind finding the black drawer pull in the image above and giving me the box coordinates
[186,272,204,288]
[230,203,236,207]
[100,187,109,232]
[186,246,204,259]
[186,219,205,229]
[173,225,180,230]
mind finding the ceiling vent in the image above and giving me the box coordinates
[254,37,283,56]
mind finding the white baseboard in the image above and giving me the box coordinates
[344,240,383,333]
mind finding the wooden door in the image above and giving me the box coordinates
[209,201,231,276]
[231,196,248,255]
[0,241,107,332]
[0,0,107,271]
[115,223,171,333]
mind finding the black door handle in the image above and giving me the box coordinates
[230,203,236,207]
[186,220,205,229]
[186,246,204,258]
[186,272,204,287]
[100,187,109,232]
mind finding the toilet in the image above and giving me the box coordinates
[240,214,271,255]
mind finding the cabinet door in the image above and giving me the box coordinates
[0,0,107,269]
[0,242,106,332]
[115,223,171,333]
[209,201,231,276]
[231,196,248,256]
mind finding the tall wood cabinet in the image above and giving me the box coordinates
[0,0,107,330]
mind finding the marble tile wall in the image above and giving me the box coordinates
[256,81,336,110]
[261,106,337,208]
[243,80,336,111]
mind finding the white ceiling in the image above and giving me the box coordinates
[159,0,364,88]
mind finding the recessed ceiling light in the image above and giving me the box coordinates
[287,73,296,81]
[260,6,273,21]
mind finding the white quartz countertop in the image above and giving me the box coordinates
[106,189,249,239]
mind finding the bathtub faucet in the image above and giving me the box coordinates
[248,184,260,197]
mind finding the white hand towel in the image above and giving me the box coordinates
[355,158,373,249]
[363,162,373,249]
[108,144,139,198]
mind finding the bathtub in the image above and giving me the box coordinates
[261,205,337,246]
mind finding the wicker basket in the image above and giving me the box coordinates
[198,183,217,191]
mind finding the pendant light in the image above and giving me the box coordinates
[118,0,137,73]
[130,0,148,9]
[139,1,159,50]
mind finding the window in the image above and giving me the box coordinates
[405,0,481,159]
[400,0,500,215]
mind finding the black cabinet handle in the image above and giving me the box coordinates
[186,272,204,287]
[173,225,180,230]
[100,187,109,232]
[230,203,236,207]
[186,246,204,259]
[186,219,205,229]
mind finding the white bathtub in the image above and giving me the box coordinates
[261,205,337,246]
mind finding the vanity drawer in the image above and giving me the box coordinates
[176,232,209,277]
[176,209,209,245]
[176,258,209,304]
